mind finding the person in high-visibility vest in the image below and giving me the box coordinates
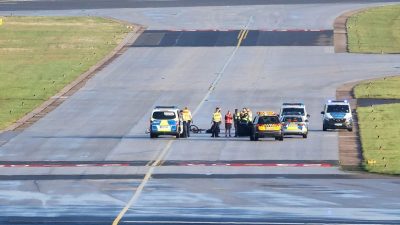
[225,110,233,137]
[182,107,192,137]
[240,108,249,122]
[211,107,222,138]
[233,108,240,137]
[247,108,253,123]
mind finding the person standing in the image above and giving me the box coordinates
[247,108,253,123]
[225,110,233,137]
[211,107,222,138]
[241,108,248,122]
[233,108,240,137]
[182,107,192,137]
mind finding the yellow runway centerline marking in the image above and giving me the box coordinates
[237,29,244,39]
[236,29,249,47]
[243,30,249,39]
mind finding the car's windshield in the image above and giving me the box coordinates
[327,105,349,113]
[281,108,305,116]
[152,111,176,120]
[282,117,303,122]
[258,116,280,124]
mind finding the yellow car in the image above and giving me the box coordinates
[250,111,283,141]
[281,115,308,138]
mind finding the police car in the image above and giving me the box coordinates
[281,115,308,138]
[149,106,186,138]
[250,111,284,141]
[279,103,310,126]
[321,100,353,132]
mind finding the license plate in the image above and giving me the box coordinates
[160,126,169,129]
[287,127,297,130]
[334,123,342,126]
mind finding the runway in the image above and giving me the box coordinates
[132,30,333,47]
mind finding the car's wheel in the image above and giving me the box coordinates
[254,134,259,141]
[302,133,308,139]
[323,124,327,131]
[347,128,353,132]
[279,136,284,141]
[150,133,157,138]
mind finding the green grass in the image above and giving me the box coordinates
[0,16,131,129]
[354,76,400,99]
[358,104,400,174]
[345,5,400,174]
[347,4,400,53]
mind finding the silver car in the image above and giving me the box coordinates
[281,115,308,138]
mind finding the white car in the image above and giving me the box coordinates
[149,106,186,138]
[321,100,353,132]
[279,103,310,127]
[281,115,308,138]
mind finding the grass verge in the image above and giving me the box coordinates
[358,104,400,174]
[347,4,400,53]
[354,76,400,99]
[0,16,131,130]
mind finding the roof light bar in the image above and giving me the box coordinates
[154,106,178,109]
[283,103,304,106]
[327,100,348,103]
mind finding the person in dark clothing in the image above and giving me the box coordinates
[233,108,240,137]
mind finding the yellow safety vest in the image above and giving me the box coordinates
[182,109,192,121]
[248,111,253,122]
[213,112,222,122]
[234,112,240,119]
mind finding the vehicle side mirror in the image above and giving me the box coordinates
[307,114,310,118]
[321,111,325,114]
[305,120,309,123]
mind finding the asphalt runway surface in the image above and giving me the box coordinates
[1,0,400,224]
[133,30,333,47]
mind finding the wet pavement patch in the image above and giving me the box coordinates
[357,98,400,107]
[132,30,333,47]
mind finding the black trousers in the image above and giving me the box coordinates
[234,120,238,137]
[212,121,220,137]
[186,120,191,137]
